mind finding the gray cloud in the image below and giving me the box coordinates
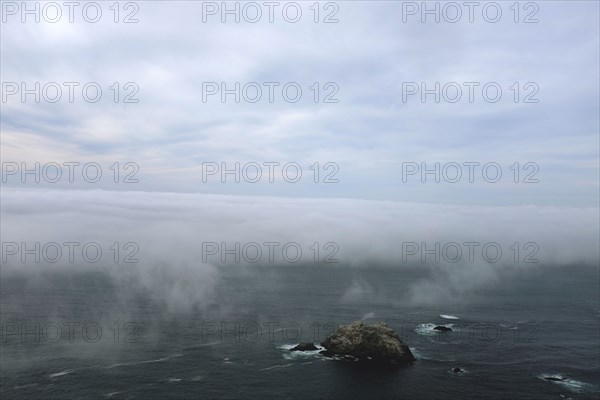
[1,1,598,206]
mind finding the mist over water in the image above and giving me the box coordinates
[1,260,599,399]
[1,188,598,310]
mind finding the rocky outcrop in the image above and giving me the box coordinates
[320,321,415,365]
[290,342,318,351]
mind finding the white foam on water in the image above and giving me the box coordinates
[415,323,454,336]
[279,343,325,360]
[105,353,182,370]
[49,369,74,378]
[538,374,598,393]
[14,384,37,390]
[259,363,293,371]
[185,341,222,349]
[415,323,437,335]
[361,312,376,320]
[439,314,460,320]
[409,347,427,360]
[408,347,455,362]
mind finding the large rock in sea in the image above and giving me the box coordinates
[321,321,415,365]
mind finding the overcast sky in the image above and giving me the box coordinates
[2,0,598,207]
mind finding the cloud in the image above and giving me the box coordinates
[1,1,598,206]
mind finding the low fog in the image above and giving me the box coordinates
[1,188,598,310]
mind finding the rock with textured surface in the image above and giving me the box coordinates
[320,321,415,365]
[290,342,318,351]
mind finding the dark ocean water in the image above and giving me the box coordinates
[1,264,599,400]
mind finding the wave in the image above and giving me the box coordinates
[106,391,127,398]
[439,314,460,320]
[537,374,599,393]
[13,383,38,390]
[259,363,294,371]
[409,347,427,360]
[361,312,376,321]
[183,341,222,351]
[48,363,105,379]
[48,353,184,381]
[415,323,455,336]
[49,369,74,379]
[408,347,456,362]
[105,353,182,370]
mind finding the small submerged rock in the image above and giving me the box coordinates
[543,376,564,382]
[320,321,415,365]
[290,342,318,352]
[452,367,464,374]
[433,326,452,332]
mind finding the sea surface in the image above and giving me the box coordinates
[1,264,599,399]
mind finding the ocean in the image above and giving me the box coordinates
[1,264,598,399]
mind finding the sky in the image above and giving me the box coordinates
[1,0,598,207]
